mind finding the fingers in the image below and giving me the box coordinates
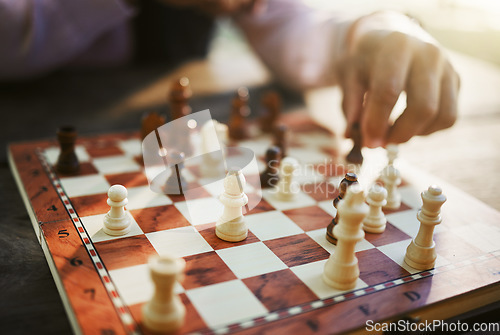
[387,43,444,143]
[419,63,459,135]
[340,59,365,138]
[362,32,413,148]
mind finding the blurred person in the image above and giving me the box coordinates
[0,0,459,147]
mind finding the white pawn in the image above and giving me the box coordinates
[215,169,249,242]
[405,185,446,270]
[323,185,368,290]
[363,184,388,233]
[382,165,401,210]
[386,144,399,166]
[142,254,186,333]
[103,185,131,236]
[276,157,299,201]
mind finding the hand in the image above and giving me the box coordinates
[339,11,460,148]
[156,0,266,16]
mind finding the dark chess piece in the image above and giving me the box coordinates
[346,122,363,164]
[163,152,188,195]
[259,91,281,133]
[56,126,80,174]
[228,87,251,140]
[273,124,289,157]
[141,112,166,141]
[168,77,192,120]
[260,146,282,188]
[326,172,359,244]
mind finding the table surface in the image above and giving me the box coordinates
[1,49,499,334]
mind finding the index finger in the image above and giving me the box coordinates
[362,32,413,148]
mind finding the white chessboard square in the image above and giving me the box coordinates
[80,213,143,243]
[118,139,142,157]
[238,137,272,158]
[174,197,222,226]
[109,263,184,306]
[246,211,303,241]
[44,145,90,165]
[291,260,368,299]
[386,209,447,238]
[126,185,172,210]
[92,155,141,175]
[216,242,287,279]
[307,228,375,254]
[146,226,213,258]
[186,279,267,328]
[59,174,110,198]
[377,239,451,275]
[317,200,337,217]
[287,147,330,165]
[262,189,316,211]
[399,185,425,209]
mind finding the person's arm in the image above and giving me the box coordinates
[234,1,459,147]
[0,0,136,80]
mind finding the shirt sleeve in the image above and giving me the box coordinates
[234,0,355,90]
[0,0,135,80]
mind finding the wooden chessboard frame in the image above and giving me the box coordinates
[8,121,500,335]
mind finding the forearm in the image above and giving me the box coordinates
[233,0,354,90]
[0,0,135,80]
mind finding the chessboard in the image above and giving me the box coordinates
[8,112,500,335]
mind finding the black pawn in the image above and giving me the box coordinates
[260,146,282,188]
[163,152,188,195]
[346,122,363,164]
[273,124,289,158]
[56,126,79,174]
[326,172,359,244]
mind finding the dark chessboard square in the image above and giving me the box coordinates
[129,293,206,334]
[244,194,275,215]
[364,223,412,247]
[86,146,124,158]
[301,182,338,202]
[94,235,157,271]
[182,251,237,290]
[243,268,316,311]
[357,248,410,285]
[168,182,212,202]
[264,233,329,267]
[283,206,332,232]
[197,222,259,250]
[382,202,412,215]
[72,193,109,217]
[130,205,190,234]
[105,171,149,189]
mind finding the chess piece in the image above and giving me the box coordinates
[363,184,388,233]
[163,152,188,195]
[142,254,186,333]
[259,91,281,133]
[346,122,363,164]
[276,157,299,201]
[404,185,446,270]
[103,185,131,236]
[228,87,251,140]
[323,185,368,290]
[326,173,358,244]
[216,169,249,242]
[382,165,401,210]
[273,124,289,157]
[168,77,192,120]
[386,144,399,166]
[201,120,227,178]
[260,146,282,188]
[56,126,79,174]
[141,112,166,141]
